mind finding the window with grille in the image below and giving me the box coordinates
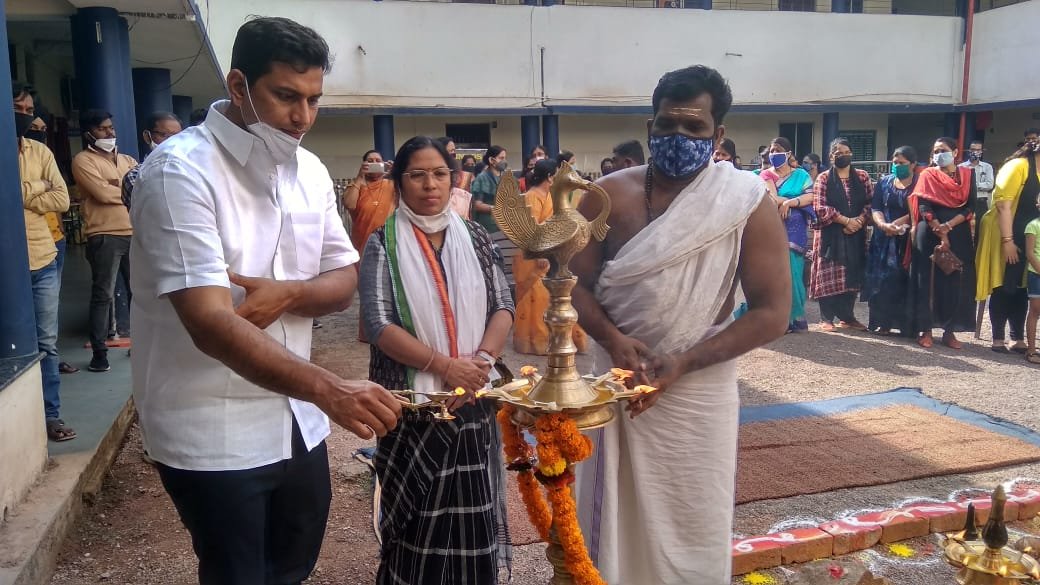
[778,122,815,161]
[779,0,816,11]
[445,124,492,150]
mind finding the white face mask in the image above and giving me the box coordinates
[91,133,117,153]
[243,80,301,165]
[399,199,451,234]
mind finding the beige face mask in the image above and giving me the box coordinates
[399,199,451,234]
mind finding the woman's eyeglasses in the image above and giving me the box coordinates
[404,168,453,183]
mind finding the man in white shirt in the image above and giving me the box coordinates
[960,139,995,228]
[129,17,401,585]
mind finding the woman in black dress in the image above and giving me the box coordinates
[909,137,978,349]
[862,146,918,336]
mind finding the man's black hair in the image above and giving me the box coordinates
[146,111,181,130]
[81,109,113,131]
[612,139,645,165]
[1025,128,1040,137]
[651,65,733,126]
[12,81,30,101]
[436,136,454,147]
[231,16,331,86]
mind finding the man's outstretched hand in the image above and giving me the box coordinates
[320,378,402,439]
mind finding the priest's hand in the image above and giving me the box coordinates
[604,333,653,387]
[626,352,682,418]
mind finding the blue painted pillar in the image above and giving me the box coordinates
[822,112,840,164]
[691,0,711,8]
[70,7,139,160]
[832,0,851,12]
[541,115,560,160]
[373,115,395,160]
[542,0,556,6]
[0,1,39,359]
[521,115,541,162]
[132,68,173,156]
[172,95,193,126]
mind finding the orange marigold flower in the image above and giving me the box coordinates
[633,384,658,394]
[520,365,539,377]
[453,387,466,396]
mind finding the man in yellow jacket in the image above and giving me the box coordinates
[14,82,75,441]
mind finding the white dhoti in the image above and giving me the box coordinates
[573,162,765,585]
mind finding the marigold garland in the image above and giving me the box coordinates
[498,406,551,541]
[498,407,605,585]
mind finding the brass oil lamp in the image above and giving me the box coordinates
[391,162,653,584]
[944,486,1040,584]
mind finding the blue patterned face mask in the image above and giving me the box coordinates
[648,134,715,180]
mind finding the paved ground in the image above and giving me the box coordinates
[47,296,1040,584]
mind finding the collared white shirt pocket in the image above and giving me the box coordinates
[286,211,324,278]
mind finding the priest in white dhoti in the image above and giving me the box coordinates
[570,65,792,584]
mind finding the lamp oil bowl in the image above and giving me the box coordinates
[484,368,658,430]
[943,486,1040,584]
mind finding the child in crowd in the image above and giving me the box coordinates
[1026,194,1040,365]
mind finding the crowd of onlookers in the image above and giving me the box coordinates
[342,129,1040,368]
[13,80,203,441]
[15,67,1040,446]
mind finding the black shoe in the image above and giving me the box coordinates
[88,352,110,372]
[312,320,323,330]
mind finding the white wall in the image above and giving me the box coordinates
[969,0,1040,104]
[0,365,48,525]
[202,1,963,110]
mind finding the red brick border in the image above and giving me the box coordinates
[732,487,1040,575]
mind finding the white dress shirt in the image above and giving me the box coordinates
[960,159,995,199]
[129,101,358,471]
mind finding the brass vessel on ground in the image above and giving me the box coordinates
[944,486,1040,584]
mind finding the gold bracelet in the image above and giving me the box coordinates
[1002,236,1014,242]
[421,347,436,373]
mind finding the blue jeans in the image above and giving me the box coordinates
[31,259,61,420]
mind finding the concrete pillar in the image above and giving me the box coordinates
[132,68,173,157]
[832,0,855,12]
[541,115,560,160]
[521,115,541,162]
[0,1,39,359]
[822,112,840,166]
[374,115,395,160]
[172,95,193,125]
[70,7,139,160]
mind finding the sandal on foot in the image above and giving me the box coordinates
[46,419,77,442]
[1027,350,1040,365]
[58,362,79,374]
[942,332,963,350]
[820,322,837,332]
[918,332,934,348]
[991,345,1011,354]
[837,320,868,331]
[1011,344,1028,354]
